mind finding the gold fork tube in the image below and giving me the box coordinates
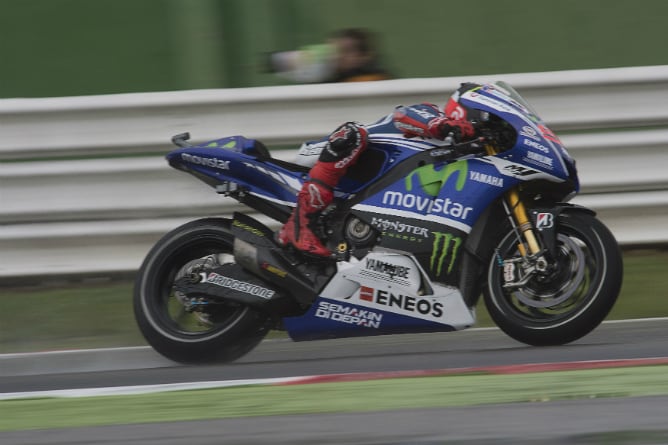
[483,144,541,256]
[506,188,541,256]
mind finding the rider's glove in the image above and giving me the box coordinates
[427,117,476,142]
[393,105,476,142]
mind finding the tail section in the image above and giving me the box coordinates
[166,135,309,221]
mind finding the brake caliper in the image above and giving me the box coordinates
[497,250,550,289]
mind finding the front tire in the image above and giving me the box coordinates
[483,210,623,346]
[133,218,271,364]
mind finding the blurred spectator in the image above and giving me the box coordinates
[326,28,391,82]
[267,28,390,84]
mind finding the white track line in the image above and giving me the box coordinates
[0,377,304,400]
[2,318,667,400]
[3,356,668,401]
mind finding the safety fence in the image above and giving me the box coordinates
[1,66,667,279]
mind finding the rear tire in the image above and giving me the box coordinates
[133,218,270,364]
[483,211,622,346]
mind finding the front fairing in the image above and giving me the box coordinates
[351,83,580,233]
[460,82,579,192]
[349,83,580,285]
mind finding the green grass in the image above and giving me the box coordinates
[0,281,143,353]
[608,249,668,320]
[1,250,666,354]
[2,364,668,431]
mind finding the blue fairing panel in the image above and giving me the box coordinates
[166,136,306,205]
[353,157,519,234]
[283,297,455,341]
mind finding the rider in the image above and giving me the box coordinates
[277,83,480,257]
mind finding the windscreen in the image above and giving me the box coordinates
[488,81,542,119]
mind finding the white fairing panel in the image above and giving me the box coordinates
[320,250,476,329]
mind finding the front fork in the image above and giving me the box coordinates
[505,188,541,256]
[485,145,548,288]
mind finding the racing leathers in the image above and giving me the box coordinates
[277,87,477,257]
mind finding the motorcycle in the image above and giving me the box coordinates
[133,82,623,364]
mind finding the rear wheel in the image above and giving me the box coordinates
[133,218,271,364]
[483,211,623,346]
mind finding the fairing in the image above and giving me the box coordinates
[163,82,581,341]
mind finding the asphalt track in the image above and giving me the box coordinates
[2,319,668,444]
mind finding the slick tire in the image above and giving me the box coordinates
[483,210,623,346]
[133,218,270,364]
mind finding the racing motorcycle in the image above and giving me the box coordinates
[133,82,623,364]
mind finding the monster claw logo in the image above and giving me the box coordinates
[430,232,462,276]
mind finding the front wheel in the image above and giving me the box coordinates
[133,218,271,364]
[483,210,623,346]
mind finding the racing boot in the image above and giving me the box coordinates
[277,180,334,257]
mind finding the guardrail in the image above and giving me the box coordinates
[1,66,667,279]
[3,65,668,160]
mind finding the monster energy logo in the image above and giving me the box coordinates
[430,232,462,276]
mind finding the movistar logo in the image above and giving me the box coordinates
[206,140,237,149]
[430,232,462,276]
[181,153,230,170]
[405,161,468,197]
[381,192,473,220]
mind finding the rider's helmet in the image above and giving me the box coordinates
[444,82,485,121]
[449,82,517,150]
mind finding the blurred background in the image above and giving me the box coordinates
[2,0,668,98]
[2,4,668,440]
[1,0,667,355]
